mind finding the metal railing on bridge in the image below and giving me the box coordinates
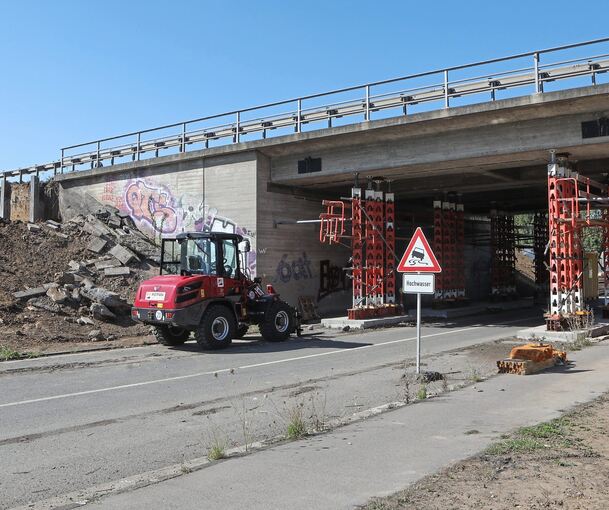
[3,37,609,182]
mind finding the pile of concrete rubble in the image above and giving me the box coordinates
[2,206,159,344]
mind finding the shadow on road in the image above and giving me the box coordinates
[168,333,372,355]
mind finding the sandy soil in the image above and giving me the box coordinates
[363,393,609,510]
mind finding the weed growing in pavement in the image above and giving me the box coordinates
[567,336,593,351]
[308,390,328,432]
[207,440,227,461]
[0,346,38,361]
[180,464,192,474]
[267,388,329,440]
[400,370,418,404]
[468,367,483,383]
[416,385,427,400]
[285,402,307,439]
[564,308,595,345]
[0,346,21,361]
[205,424,228,461]
[230,398,254,452]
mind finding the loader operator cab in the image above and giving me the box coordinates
[160,232,249,280]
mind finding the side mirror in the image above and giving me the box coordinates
[240,240,251,253]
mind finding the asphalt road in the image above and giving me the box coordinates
[0,310,540,509]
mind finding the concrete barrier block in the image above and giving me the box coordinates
[14,287,47,300]
[104,266,131,277]
[87,237,108,254]
[109,245,138,265]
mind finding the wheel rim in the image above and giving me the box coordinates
[275,310,290,333]
[211,317,230,341]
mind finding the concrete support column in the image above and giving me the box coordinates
[0,176,9,220]
[29,176,42,223]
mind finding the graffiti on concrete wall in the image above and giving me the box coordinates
[275,252,313,284]
[95,177,257,275]
[125,180,178,233]
[318,259,349,299]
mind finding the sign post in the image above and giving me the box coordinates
[397,228,442,374]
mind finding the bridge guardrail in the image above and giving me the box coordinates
[2,37,609,182]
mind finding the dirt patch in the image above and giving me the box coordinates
[0,212,159,353]
[516,249,535,282]
[363,393,609,510]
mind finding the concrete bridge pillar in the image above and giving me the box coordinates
[0,176,9,220]
[29,176,42,223]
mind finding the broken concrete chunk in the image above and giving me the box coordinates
[108,216,122,229]
[116,235,159,261]
[88,329,105,341]
[68,260,93,276]
[71,288,82,302]
[13,287,47,300]
[109,244,138,265]
[27,223,41,232]
[82,221,106,237]
[46,219,61,228]
[47,286,68,304]
[94,259,123,271]
[68,215,86,225]
[104,266,131,277]
[77,316,95,326]
[43,282,60,290]
[103,205,120,215]
[81,287,130,312]
[27,296,61,313]
[81,277,95,290]
[54,272,77,285]
[90,302,117,320]
[83,217,112,237]
[87,237,108,254]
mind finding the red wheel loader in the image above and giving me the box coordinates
[131,232,301,349]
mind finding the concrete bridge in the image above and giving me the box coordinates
[3,38,609,311]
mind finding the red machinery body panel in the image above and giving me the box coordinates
[134,274,243,310]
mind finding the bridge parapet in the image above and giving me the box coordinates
[3,37,609,182]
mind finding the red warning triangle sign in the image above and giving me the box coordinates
[397,227,442,273]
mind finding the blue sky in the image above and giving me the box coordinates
[1,0,608,170]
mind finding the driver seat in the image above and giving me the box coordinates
[188,255,208,274]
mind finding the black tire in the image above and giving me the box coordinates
[259,301,294,342]
[195,305,235,350]
[153,325,190,346]
[234,323,249,339]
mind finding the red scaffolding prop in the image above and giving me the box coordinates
[545,156,608,329]
[319,183,402,320]
[433,197,467,304]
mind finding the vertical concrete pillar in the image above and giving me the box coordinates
[29,176,42,223]
[0,175,9,220]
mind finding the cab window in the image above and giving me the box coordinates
[184,238,217,275]
[160,239,181,275]
[221,239,238,278]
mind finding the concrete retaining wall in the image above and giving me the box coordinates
[256,153,351,314]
